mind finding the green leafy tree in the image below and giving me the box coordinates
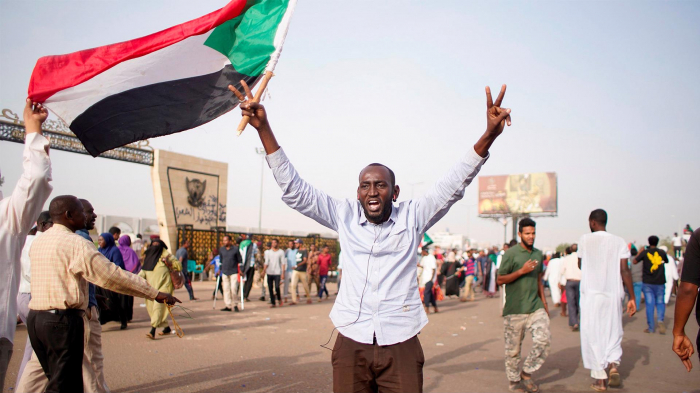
[556,243,571,254]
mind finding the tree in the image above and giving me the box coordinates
[556,243,571,254]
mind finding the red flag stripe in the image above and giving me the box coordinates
[28,0,246,103]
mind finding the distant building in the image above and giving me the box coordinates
[429,231,467,251]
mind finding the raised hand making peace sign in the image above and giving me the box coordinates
[474,84,512,158]
[485,84,512,137]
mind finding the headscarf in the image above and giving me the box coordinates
[142,239,167,271]
[118,236,141,273]
[99,233,125,270]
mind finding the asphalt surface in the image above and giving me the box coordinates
[5,280,699,393]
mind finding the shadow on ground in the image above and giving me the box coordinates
[113,352,326,393]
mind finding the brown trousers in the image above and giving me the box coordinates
[332,333,424,393]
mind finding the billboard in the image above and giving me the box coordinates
[478,173,557,215]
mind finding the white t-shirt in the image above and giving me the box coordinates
[420,254,437,286]
[561,252,582,281]
[264,249,286,275]
[672,236,682,247]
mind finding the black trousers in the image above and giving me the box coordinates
[243,267,255,300]
[27,309,85,393]
[267,275,282,305]
[424,281,437,308]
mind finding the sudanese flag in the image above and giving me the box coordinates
[27,0,297,157]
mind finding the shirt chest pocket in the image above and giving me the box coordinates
[381,226,409,253]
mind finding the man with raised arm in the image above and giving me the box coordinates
[578,209,636,391]
[27,195,180,392]
[233,84,511,392]
[0,100,53,392]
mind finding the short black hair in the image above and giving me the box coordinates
[648,235,659,246]
[565,246,571,254]
[508,239,517,247]
[137,234,142,239]
[518,218,536,233]
[589,209,607,226]
[37,210,52,225]
[223,235,232,241]
[109,226,121,236]
[362,163,396,188]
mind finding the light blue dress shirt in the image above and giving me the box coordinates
[266,147,487,345]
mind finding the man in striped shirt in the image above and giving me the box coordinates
[28,195,180,393]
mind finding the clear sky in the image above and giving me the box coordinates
[1,0,699,248]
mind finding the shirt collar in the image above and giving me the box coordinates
[358,203,398,226]
[52,223,73,233]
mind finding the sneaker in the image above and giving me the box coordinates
[234,306,240,312]
[221,307,232,312]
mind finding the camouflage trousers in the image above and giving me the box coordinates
[503,308,551,382]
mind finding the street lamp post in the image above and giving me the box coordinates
[255,147,266,233]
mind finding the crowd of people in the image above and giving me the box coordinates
[1,88,698,393]
[202,236,336,309]
[416,214,698,392]
[0,101,180,393]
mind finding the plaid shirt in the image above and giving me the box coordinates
[29,224,158,311]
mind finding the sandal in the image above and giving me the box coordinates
[590,383,607,391]
[508,382,527,392]
[521,378,539,393]
[608,369,621,387]
[146,333,155,340]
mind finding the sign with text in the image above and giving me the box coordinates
[478,173,557,215]
[167,168,226,229]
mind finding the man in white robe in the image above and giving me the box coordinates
[544,252,563,307]
[578,209,636,391]
[659,246,679,304]
[0,100,53,392]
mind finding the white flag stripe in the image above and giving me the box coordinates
[265,0,298,73]
[46,32,227,126]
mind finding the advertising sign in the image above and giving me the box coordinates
[478,173,557,215]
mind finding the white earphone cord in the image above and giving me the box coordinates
[320,222,384,351]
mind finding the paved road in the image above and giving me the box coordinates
[5,281,698,392]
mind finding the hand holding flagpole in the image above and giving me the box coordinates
[229,71,274,136]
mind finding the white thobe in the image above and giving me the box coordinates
[578,231,630,378]
[664,256,679,304]
[420,254,437,287]
[0,132,52,343]
[544,257,562,304]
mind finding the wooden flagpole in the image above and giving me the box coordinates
[237,71,274,136]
